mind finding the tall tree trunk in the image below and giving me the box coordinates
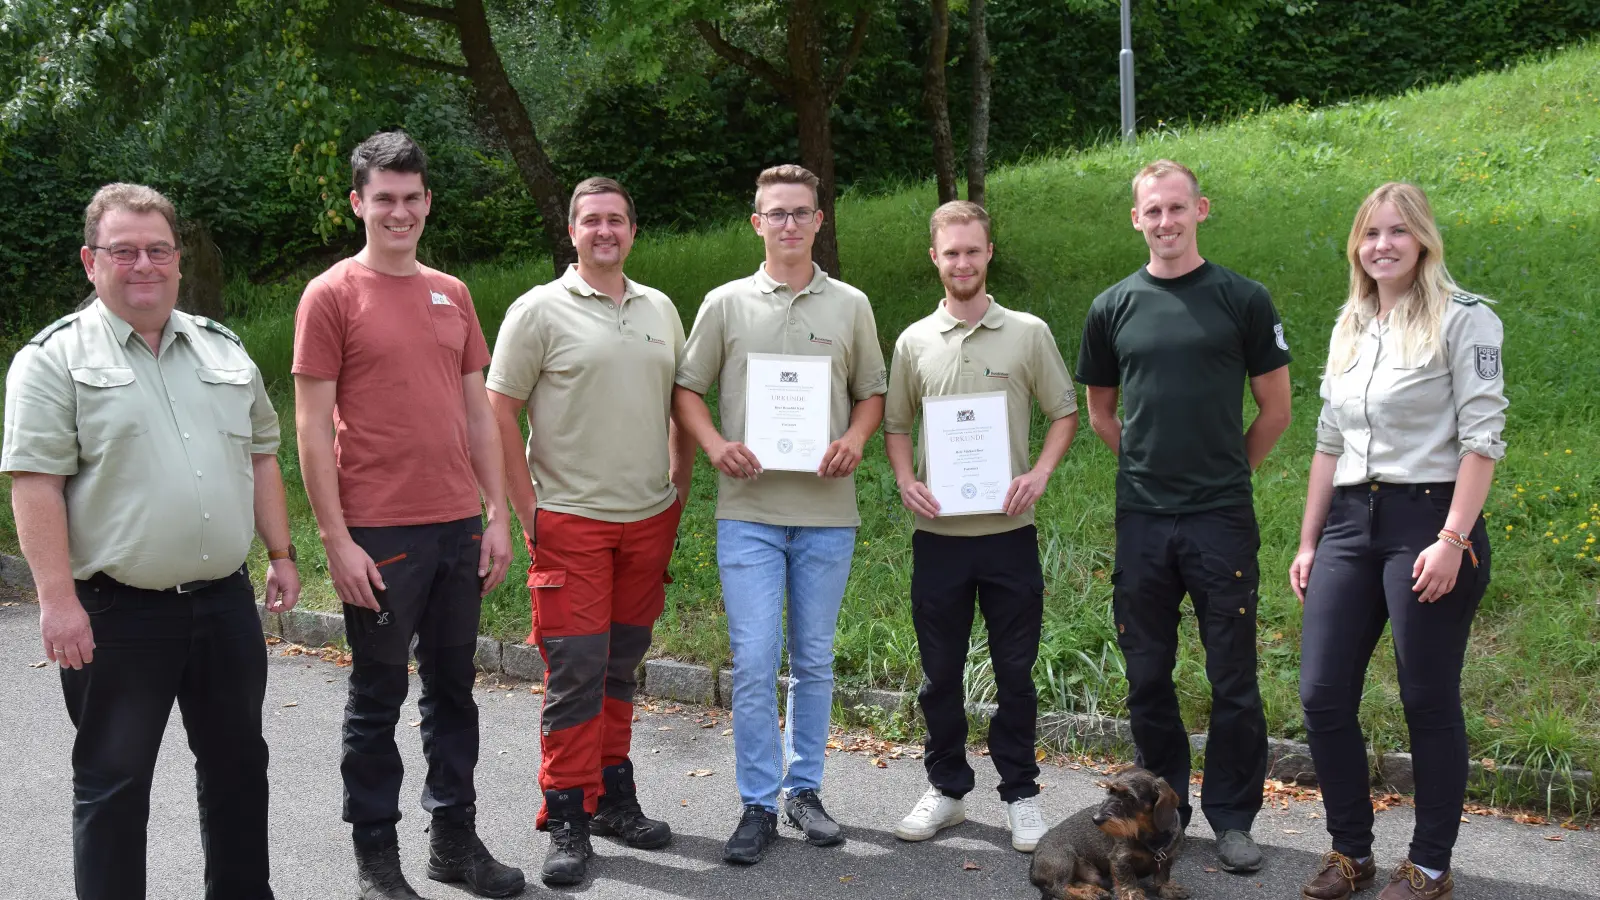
[788,0,842,276]
[923,0,958,204]
[966,0,992,207]
[453,0,575,273]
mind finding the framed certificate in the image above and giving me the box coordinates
[745,353,832,472]
[923,391,1011,515]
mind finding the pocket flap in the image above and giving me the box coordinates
[69,366,135,388]
[528,567,567,589]
[196,366,254,386]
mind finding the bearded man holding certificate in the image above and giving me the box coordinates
[883,201,1078,853]
[673,164,887,865]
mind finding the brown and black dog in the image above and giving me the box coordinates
[1028,767,1187,900]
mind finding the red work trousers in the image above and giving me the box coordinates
[527,499,680,826]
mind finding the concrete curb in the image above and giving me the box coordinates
[2,554,1591,800]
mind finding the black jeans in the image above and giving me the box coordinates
[911,525,1044,802]
[341,517,484,844]
[1300,482,1489,872]
[1112,504,1267,833]
[62,567,271,900]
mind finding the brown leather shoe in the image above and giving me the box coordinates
[1303,851,1377,899]
[1376,860,1453,900]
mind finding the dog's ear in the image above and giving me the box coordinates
[1153,778,1181,833]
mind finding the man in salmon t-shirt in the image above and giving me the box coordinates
[293,130,523,900]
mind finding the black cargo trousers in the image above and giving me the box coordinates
[1112,503,1267,834]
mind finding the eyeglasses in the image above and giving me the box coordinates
[758,208,816,226]
[90,244,178,265]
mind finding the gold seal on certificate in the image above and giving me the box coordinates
[745,353,832,472]
[923,391,1011,515]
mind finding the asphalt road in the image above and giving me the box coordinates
[1,600,1595,900]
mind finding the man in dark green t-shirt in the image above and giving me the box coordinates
[1076,159,1293,876]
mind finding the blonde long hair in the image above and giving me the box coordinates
[1327,183,1459,372]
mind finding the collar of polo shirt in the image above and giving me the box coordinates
[559,263,644,301]
[933,294,1007,333]
[754,261,829,296]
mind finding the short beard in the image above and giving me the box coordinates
[943,276,986,303]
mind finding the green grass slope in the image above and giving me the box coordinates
[5,44,1598,785]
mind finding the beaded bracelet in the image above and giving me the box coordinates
[1437,529,1479,568]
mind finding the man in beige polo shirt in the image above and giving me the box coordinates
[3,182,300,899]
[883,201,1077,853]
[673,164,887,865]
[487,177,693,888]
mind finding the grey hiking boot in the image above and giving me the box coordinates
[1218,829,1264,873]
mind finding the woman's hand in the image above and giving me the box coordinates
[1289,546,1316,604]
[1411,540,1463,603]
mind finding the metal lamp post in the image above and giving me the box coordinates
[1120,0,1135,143]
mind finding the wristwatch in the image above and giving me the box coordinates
[268,544,298,563]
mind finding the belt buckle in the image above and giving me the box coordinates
[174,579,200,594]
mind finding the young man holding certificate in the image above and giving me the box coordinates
[883,201,1078,853]
[673,164,887,865]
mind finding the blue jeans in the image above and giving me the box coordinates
[717,520,856,811]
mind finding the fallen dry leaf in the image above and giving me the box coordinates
[722,728,734,736]
[870,757,888,769]
[1035,748,1047,762]
[408,720,421,727]
[29,660,48,668]
[680,799,688,807]
[282,700,298,708]
[658,726,672,731]
[1203,867,1219,874]
[1544,835,1564,842]
[839,875,856,884]
[687,769,714,778]
[962,861,980,871]
[1481,758,1498,772]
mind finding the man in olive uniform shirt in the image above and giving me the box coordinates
[3,183,301,900]
[1076,160,1293,874]
[674,164,887,865]
[884,201,1077,853]
[487,178,693,887]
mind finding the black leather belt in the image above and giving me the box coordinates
[85,564,246,594]
[1338,481,1454,498]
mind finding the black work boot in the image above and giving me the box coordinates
[427,806,527,898]
[540,788,594,887]
[355,832,430,900]
[591,760,672,850]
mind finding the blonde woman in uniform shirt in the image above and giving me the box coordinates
[1291,183,1506,900]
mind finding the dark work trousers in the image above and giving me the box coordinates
[1300,482,1490,872]
[341,516,484,846]
[911,525,1045,802]
[61,567,272,900]
[1113,504,1267,834]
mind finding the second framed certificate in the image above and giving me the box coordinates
[923,391,1011,515]
[745,353,832,472]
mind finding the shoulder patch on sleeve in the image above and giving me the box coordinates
[1473,345,1501,379]
[195,316,244,346]
[1451,291,1483,306]
[27,313,80,345]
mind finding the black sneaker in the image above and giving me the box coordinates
[722,804,778,865]
[782,788,844,847]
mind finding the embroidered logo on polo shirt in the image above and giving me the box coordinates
[808,333,833,346]
[430,291,453,306]
[646,334,667,345]
[983,367,1010,379]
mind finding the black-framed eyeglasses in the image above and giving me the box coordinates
[758,208,816,226]
[90,244,178,265]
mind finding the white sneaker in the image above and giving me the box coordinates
[893,787,966,841]
[1006,795,1048,852]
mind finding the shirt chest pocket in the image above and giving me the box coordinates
[195,366,256,439]
[429,303,467,353]
[69,366,149,442]
[1373,356,1448,421]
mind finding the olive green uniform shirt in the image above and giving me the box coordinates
[676,263,888,528]
[1316,292,1507,485]
[486,265,685,523]
[884,298,1077,537]
[2,300,280,590]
